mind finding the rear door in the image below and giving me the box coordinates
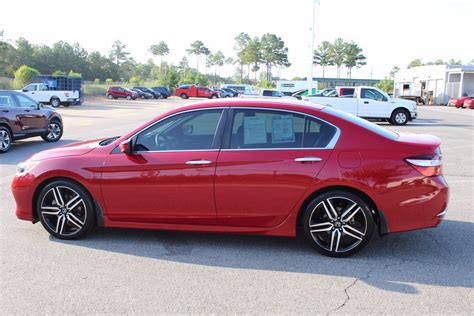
[215,107,339,227]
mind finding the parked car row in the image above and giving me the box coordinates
[106,86,171,100]
[448,95,474,109]
[175,85,238,99]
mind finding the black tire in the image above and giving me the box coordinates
[389,109,409,125]
[107,94,113,99]
[41,119,63,142]
[210,94,218,99]
[180,93,188,99]
[37,180,95,240]
[62,102,70,107]
[50,98,60,108]
[140,95,145,99]
[302,190,374,257]
[126,95,132,100]
[0,126,12,153]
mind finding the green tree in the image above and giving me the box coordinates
[313,41,333,78]
[330,38,346,78]
[52,70,66,76]
[178,56,189,81]
[109,40,130,65]
[207,51,225,84]
[243,37,262,83]
[68,70,82,77]
[448,59,462,65]
[129,76,142,85]
[434,59,445,65]
[343,42,366,80]
[149,41,170,65]
[260,33,290,82]
[389,66,400,79]
[375,77,394,93]
[407,58,423,68]
[186,40,210,73]
[233,32,251,83]
[13,65,40,89]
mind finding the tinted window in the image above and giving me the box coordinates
[23,84,37,92]
[340,88,354,96]
[0,93,16,108]
[15,94,37,108]
[323,107,398,140]
[229,109,337,149]
[135,109,223,151]
[361,88,386,101]
[262,90,272,97]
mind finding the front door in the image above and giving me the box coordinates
[357,88,390,118]
[215,108,338,227]
[101,108,225,225]
[13,93,48,132]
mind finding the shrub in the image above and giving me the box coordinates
[52,70,66,76]
[105,78,113,85]
[129,76,142,86]
[84,84,107,96]
[13,65,40,89]
[93,78,100,85]
[256,80,274,89]
[68,70,82,77]
[0,77,12,89]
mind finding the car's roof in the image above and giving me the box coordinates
[174,98,326,112]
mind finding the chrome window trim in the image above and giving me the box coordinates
[225,106,341,151]
[121,105,341,153]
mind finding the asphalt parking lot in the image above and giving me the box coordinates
[1,97,473,314]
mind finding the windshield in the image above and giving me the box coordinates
[323,107,399,140]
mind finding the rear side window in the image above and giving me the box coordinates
[262,90,272,97]
[323,107,398,140]
[0,93,16,107]
[229,109,337,149]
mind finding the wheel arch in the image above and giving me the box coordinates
[0,122,13,136]
[391,107,411,117]
[296,185,389,236]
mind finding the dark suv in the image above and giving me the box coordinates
[0,91,63,153]
[150,86,171,99]
[133,87,162,99]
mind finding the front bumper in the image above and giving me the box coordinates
[411,111,418,120]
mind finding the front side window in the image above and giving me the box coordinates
[135,109,223,152]
[0,93,16,108]
[23,84,37,92]
[361,88,386,101]
[229,109,337,149]
[15,94,37,108]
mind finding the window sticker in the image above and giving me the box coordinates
[244,116,267,144]
[272,115,294,143]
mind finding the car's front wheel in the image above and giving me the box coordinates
[41,120,63,142]
[303,191,374,257]
[37,180,95,239]
[390,109,409,125]
[0,126,12,153]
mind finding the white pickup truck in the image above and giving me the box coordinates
[19,83,80,108]
[302,86,417,125]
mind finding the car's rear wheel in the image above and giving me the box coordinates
[37,180,95,240]
[107,94,113,99]
[140,95,145,99]
[303,191,374,257]
[126,95,132,100]
[180,93,188,99]
[50,98,60,108]
[0,126,12,153]
[390,109,409,125]
[41,120,63,142]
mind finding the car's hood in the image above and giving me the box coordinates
[28,138,107,161]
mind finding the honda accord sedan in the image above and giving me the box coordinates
[11,99,448,257]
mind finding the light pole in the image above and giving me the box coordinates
[307,0,319,95]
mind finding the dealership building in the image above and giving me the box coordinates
[394,65,474,105]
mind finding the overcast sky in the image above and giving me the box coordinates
[1,0,473,80]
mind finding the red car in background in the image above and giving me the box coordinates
[11,99,448,257]
[448,95,471,108]
[106,87,137,100]
[462,97,474,109]
[175,85,220,99]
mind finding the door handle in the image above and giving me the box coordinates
[2,110,8,113]
[185,160,213,165]
[364,101,369,104]
[294,157,323,163]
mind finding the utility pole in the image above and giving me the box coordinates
[307,0,319,95]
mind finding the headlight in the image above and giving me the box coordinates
[16,161,39,176]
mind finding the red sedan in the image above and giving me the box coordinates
[11,99,449,257]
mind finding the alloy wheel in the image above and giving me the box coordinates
[0,129,11,152]
[306,195,372,256]
[46,122,61,141]
[395,112,407,124]
[40,186,87,237]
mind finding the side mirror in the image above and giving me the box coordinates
[22,89,27,92]
[119,139,133,155]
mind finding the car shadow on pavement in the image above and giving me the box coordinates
[52,219,473,294]
[1,139,80,165]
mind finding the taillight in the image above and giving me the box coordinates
[406,155,442,177]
